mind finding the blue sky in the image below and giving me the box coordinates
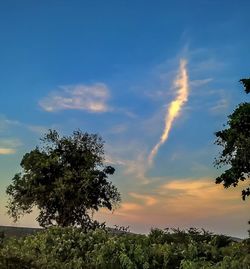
[0,1,249,238]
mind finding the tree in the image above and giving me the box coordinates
[6,129,121,229]
[214,78,250,200]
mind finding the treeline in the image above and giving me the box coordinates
[0,226,249,269]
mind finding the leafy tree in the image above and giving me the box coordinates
[6,129,121,229]
[214,78,250,200]
[240,78,250,94]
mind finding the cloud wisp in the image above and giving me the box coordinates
[40,83,111,113]
[129,192,157,206]
[148,59,189,165]
[0,148,16,155]
[0,138,22,155]
[190,78,213,87]
[210,97,229,115]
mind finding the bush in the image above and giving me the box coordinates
[0,227,249,269]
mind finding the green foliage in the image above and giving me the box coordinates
[6,129,121,229]
[214,78,250,200]
[249,221,250,238]
[0,227,248,269]
[240,78,250,94]
[0,231,4,247]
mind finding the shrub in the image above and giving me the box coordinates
[0,227,249,269]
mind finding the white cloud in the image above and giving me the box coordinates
[39,83,111,113]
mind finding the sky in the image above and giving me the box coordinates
[0,0,250,238]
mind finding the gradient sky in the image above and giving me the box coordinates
[0,0,250,238]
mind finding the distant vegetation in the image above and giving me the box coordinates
[0,226,249,269]
[0,226,41,238]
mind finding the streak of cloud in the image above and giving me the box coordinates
[148,59,189,165]
[129,192,157,206]
[0,137,22,155]
[210,97,229,115]
[190,78,213,87]
[0,148,16,154]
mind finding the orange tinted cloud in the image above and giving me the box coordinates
[148,59,189,165]
[129,192,157,206]
[0,148,16,154]
[120,202,143,211]
[161,178,240,201]
[96,178,249,233]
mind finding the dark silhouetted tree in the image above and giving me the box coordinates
[240,78,250,94]
[214,78,250,200]
[6,129,121,230]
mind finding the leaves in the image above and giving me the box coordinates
[0,227,248,269]
[240,78,250,94]
[214,79,250,200]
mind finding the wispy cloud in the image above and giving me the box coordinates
[158,178,244,216]
[0,115,19,132]
[109,124,128,135]
[97,177,248,234]
[122,153,150,184]
[210,97,229,115]
[0,115,49,136]
[0,138,22,147]
[39,83,111,113]
[156,177,242,207]
[0,148,16,155]
[26,125,48,135]
[192,58,226,73]
[190,78,213,87]
[129,192,157,206]
[0,138,22,155]
[148,59,189,165]
[120,202,143,212]
[104,155,127,166]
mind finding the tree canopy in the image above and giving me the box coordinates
[6,129,121,229]
[214,78,250,200]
